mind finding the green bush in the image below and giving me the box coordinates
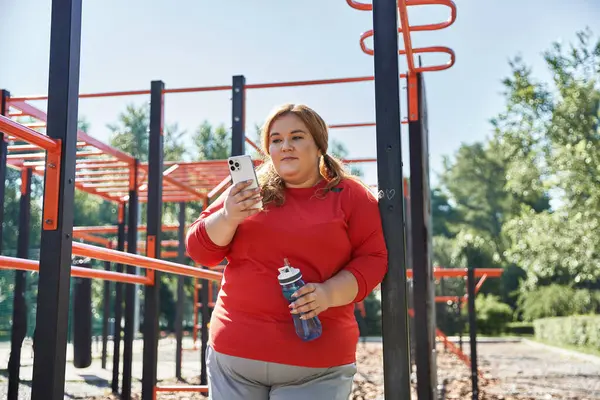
[362,291,382,336]
[534,315,600,349]
[517,284,600,321]
[462,294,514,335]
[506,321,534,335]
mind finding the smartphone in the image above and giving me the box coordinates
[228,154,263,210]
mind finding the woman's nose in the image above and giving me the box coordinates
[282,139,293,150]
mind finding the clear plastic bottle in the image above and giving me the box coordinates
[277,258,323,341]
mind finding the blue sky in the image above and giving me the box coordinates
[1,0,599,188]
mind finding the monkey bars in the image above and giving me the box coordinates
[347,0,456,122]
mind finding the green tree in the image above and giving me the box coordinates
[107,104,150,161]
[430,187,460,238]
[192,121,230,161]
[501,28,600,290]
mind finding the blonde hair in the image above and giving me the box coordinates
[256,103,369,207]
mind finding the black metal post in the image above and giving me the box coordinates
[200,280,210,385]
[141,80,165,400]
[112,204,127,394]
[409,72,437,399]
[372,0,412,398]
[467,262,479,399]
[7,168,32,400]
[232,75,246,156]
[102,259,111,369]
[122,161,139,400]
[72,258,93,369]
[457,297,463,352]
[175,201,186,379]
[0,90,9,249]
[31,0,82,397]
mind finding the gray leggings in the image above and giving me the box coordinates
[206,346,356,400]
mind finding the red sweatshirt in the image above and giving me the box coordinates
[185,178,388,368]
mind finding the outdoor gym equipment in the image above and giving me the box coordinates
[0,1,503,400]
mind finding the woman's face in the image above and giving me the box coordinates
[268,113,322,188]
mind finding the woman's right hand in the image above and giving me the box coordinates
[222,180,262,225]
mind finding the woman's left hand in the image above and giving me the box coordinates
[289,283,331,320]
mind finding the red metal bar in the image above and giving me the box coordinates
[329,122,376,129]
[208,176,231,199]
[10,100,135,165]
[137,163,204,200]
[10,75,385,102]
[245,137,263,154]
[350,0,457,74]
[71,242,223,282]
[7,150,102,160]
[416,268,503,278]
[0,114,60,151]
[346,0,372,10]
[153,385,208,400]
[246,76,375,89]
[0,256,151,285]
[343,157,376,164]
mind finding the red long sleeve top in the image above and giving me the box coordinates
[185,178,388,368]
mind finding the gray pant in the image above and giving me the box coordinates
[206,346,356,400]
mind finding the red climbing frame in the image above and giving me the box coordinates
[347,0,456,121]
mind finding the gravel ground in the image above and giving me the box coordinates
[1,338,599,399]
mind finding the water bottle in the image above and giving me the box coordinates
[277,258,323,341]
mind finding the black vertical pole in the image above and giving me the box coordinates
[31,0,82,398]
[7,168,32,400]
[112,204,126,394]
[200,281,209,385]
[372,1,412,399]
[101,259,111,369]
[467,262,479,399]
[141,80,165,400]
[122,161,139,400]
[409,72,436,400]
[457,297,463,352]
[175,201,186,380]
[231,75,246,156]
[0,90,9,249]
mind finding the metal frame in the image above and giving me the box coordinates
[122,159,139,399]
[7,168,32,400]
[371,1,412,399]
[175,202,186,379]
[142,80,165,400]
[408,71,437,399]
[112,205,126,394]
[30,0,83,398]
[0,1,465,398]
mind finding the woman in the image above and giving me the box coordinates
[186,103,388,400]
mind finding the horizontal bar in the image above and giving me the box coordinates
[343,157,376,163]
[7,150,102,160]
[329,122,376,129]
[245,75,375,89]
[208,176,231,199]
[71,242,222,282]
[138,164,204,199]
[0,256,151,285]
[0,114,60,151]
[72,224,180,234]
[10,100,135,165]
[154,385,208,393]
[10,75,384,102]
[9,141,87,152]
[416,268,503,278]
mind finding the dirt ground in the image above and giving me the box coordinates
[2,338,599,399]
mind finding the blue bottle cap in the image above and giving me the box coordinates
[277,258,302,285]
